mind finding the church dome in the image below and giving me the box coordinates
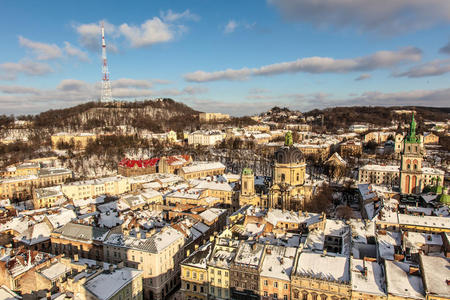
[275,146,304,164]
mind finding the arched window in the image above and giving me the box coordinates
[281,174,286,182]
[293,290,299,299]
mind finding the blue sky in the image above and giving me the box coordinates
[0,0,450,115]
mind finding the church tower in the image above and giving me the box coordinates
[400,113,423,194]
[269,131,307,210]
[239,168,260,207]
[241,168,255,196]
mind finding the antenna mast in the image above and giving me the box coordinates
[101,21,113,102]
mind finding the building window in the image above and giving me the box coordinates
[264,292,268,297]
[274,282,278,288]
[264,280,268,286]
[284,284,288,289]
[186,283,190,290]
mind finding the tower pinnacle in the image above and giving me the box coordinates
[100,21,113,103]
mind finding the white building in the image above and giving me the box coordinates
[188,130,225,146]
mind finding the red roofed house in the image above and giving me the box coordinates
[118,158,160,176]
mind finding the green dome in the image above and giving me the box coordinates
[242,168,253,175]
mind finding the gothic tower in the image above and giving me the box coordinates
[400,113,423,194]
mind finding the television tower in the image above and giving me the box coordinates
[100,21,112,102]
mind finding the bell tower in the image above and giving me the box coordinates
[241,168,255,196]
[400,113,423,194]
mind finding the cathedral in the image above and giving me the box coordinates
[239,131,313,210]
[359,113,444,194]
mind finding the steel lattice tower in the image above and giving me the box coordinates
[100,22,113,102]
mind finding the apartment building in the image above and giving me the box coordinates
[188,130,225,146]
[180,243,212,300]
[199,112,230,122]
[0,167,72,200]
[61,175,130,200]
[51,132,97,150]
[103,227,185,300]
[179,162,226,180]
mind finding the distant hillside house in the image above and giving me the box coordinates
[51,132,97,150]
[199,112,230,122]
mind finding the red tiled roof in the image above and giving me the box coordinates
[118,158,160,168]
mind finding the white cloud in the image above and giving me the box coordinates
[0,85,41,95]
[74,13,196,50]
[119,18,174,47]
[18,36,63,60]
[161,9,199,22]
[64,42,89,61]
[224,20,238,34]
[355,73,371,81]
[393,59,450,78]
[73,21,118,52]
[184,47,422,82]
[112,78,153,89]
[268,0,450,34]
[0,59,53,80]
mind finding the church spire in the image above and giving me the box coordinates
[406,112,418,143]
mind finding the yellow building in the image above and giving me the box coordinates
[33,186,65,209]
[423,132,439,144]
[166,189,221,207]
[0,167,72,200]
[61,176,130,200]
[103,227,185,300]
[269,132,310,211]
[181,243,212,300]
[259,245,296,300]
[1,162,40,178]
[207,237,239,300]
[51,132,97,150]
[291,252,351,300]
[180,162,226,180]
[199,112,230,122]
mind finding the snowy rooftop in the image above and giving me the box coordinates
[0,285,22,300]
[46,209,77,229]
[34,186,63,199]
[398,214,450,229]
[404,232,443,249]
[83,267,142,300]
[360,164,399,172]
[181,162,225,174]
[377,231,402,261]
[295,252,350,283]
[420,255,450,298]
[105,226,183,253]
[351,259,386,296]
[39,262,70,281]
[260,245,296,281]
[385,261,424,299]
[53,223,110,243]
[181,243,212,269]
[234,242,265,267]
[191,179,233,192]
[266,209,322,227]
[199,208,226,223]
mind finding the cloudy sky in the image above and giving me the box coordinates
[1,0,450,115]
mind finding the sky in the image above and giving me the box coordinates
[0,0,450,116]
